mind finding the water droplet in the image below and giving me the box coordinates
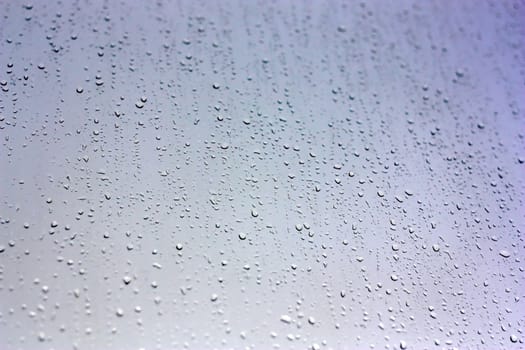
[37,331,46,342]
[280,315,292,324]
[499,250,511,258]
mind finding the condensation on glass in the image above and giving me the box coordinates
[0,1,524,349]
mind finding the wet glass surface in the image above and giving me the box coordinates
[0,1,524,349]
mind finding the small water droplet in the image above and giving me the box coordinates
[499,250,511,258]
[37,331,46,342]
[280,315,292,324]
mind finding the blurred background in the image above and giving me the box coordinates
[0,0,524,349]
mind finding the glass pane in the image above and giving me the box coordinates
[0,1,524,349]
